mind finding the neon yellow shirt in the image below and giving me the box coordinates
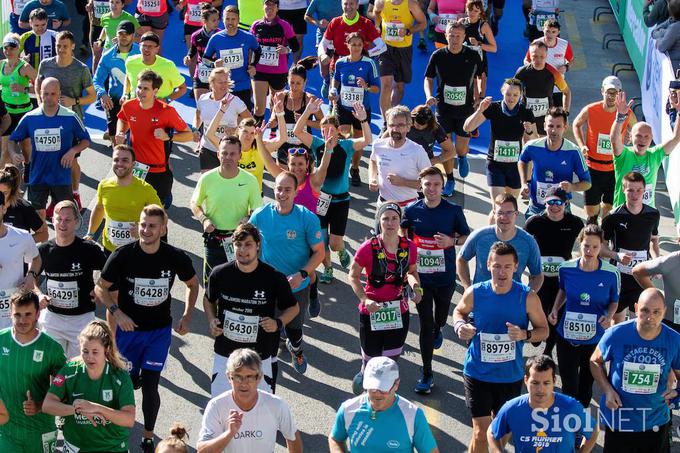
[238,146,265,192]
[125,55,185,99]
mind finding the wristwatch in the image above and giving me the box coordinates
[108,304,119,314]
[299,269,309,279]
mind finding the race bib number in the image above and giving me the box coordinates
[224,310,259,343]
[107,221,135,248]
[369,300,403,331]
[437,13,462,32]
[414,235,445,274]
[197,63,212,84]
[316,191,332,217]
[562,311,597,341]
[443,85,466,106]
[384,22,405,42]
[541,256,564,277]
[187,3,202,23]
[63,440,80,453]
[133,278,169,307]
[340,85,364,108]
[221,236,235,262]
[622,361,661,394]
[674,299,680,324]
[140,0,161,13]
[534,13,556,29]
[536,181,558,205]
[480,333,516,363]
[493,140,521,163]
[132,162,150,181]
[616,248,647,275]
[46,280,79,309]
[0,288,17,321]
[596,133,613,155]
[286,123,301,145]
[93,0,109,18]
[526,97,549,118]
[220,48,244,70]
[259,46,279,67]
[642,184,654,206]
[34,128,61,152]
[41,431,58,453]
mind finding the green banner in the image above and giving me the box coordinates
[608,0,650,78]
[0,0,9,39]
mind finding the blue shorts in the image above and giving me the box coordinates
[10,13,29,34]
[116,325,172,373]
[486,161,521,189]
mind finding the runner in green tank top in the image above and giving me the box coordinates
[0,291,66,453]
[0,34,36,115]
[43,320,135,453]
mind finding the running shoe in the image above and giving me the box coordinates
[338,249,351,269]
[72,192,84,213]
[350,167,361,187]
[417,38,427,51]
[319,266,333,284]
[309,296,321,318]
[131,374,143,390]
[352,371,364,395]
[414,374,434,394]
[140,438,155,453]
[286,340,308,374]
[442,180,455,197]
[457,155,470,178]
[433,328,444,350]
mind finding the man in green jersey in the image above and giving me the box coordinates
[611,91,680,208]
[0,291,66,453]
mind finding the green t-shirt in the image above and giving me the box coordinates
[191,168,263,231]
[125,55,185,100]
[613,144,666,208]
[100,11,140,49]
[0,329,66,441]
[48,361,135,452]
[238,0,263,29]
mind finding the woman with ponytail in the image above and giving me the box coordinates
[43,320,135,453]
[0,164,47,242]
[156,423,189,453]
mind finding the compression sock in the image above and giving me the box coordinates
[140,369,162,432]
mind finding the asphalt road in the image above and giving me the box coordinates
[53,0,680,451]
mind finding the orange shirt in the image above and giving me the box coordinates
[584,102,632,172]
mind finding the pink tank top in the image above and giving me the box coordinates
[294,174,319,214]
[433,0,467,33]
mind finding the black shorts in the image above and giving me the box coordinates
[377,46,413,83]
[436,114,470,138]
[233,89,254,112]
[486,161,521,189]
[603,421,671,453]
[3,111,28,137]
[318,198,350,237]
[184,22,201,37]
[145,169,173,202]
[27,184,73,210]
[616,284,643,313]
[464,375,523,418]
[192,77,210,91]
[135,12,169,30]
[278,8,308,35]
[585,167,615,206]
[254,72,287,91]
[199,147,219,171]
[359,310,410,357]
[337,105,370,130]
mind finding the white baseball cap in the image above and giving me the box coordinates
[602,75,622,91]
[363,357,399,392]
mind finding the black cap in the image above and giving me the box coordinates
[545,187,568,202]
[117,20,135,35]
[263,0,279,4]
[670,80,680,90]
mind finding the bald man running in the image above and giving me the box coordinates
[610,91,680,209]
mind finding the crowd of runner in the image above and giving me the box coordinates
[1,0,680,451]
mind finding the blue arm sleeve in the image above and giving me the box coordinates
[93,55,109,97]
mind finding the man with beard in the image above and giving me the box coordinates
[519,107,591,218]
[203,223,299,396]
[369,105,431,208]
[0,291,66,452]
[86,145,162,255]
[572,76,636,224]
[249,172,324,380]
[590,288,680,452]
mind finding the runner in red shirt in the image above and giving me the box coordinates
[115,69,193,208]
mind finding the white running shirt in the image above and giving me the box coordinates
[370,137,431,203]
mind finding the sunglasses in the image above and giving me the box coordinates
[2,43,18,49]
[288,148,308,155]
[546,199,565,206]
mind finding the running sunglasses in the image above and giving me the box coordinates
[288,148,308,155]
[546,199,565,206]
